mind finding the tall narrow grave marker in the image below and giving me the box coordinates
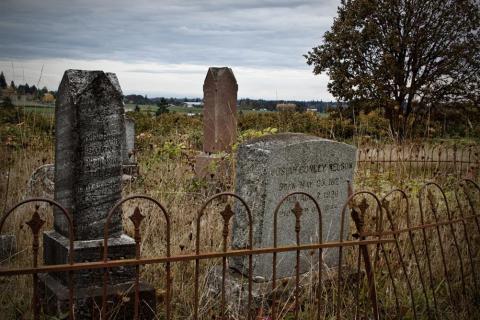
[42,70,154,319]
[202,67,237,153]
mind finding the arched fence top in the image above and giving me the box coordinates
[339,190,384,241]
[418,182,452,223]
[103,194,171,261]
[380,189,411,229]
[195,192,253,254]
[272,191,323,247]
[462,178,480,192]
[1,197,75,265]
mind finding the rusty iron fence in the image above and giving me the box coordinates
[0,179,479,319]
[357,143,480,180]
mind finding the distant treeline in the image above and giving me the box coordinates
[124,94,339,112]
[124,95,202,106]
[237,99,339,112]
[0,71,57,105]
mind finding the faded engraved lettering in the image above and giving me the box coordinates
[271,162,354,177]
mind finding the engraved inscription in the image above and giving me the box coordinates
[270,162,354,177]
[273,161,353,217]
[54,70,124,240]
[231,134,357,279]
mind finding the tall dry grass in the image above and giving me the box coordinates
[0,109,479,319]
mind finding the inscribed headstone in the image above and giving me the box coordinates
[124,117,135,164]
[231,133,356,279]
[54,69,124,240]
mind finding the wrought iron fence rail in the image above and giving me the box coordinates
[0,178,479,320]
[0,238,396,277]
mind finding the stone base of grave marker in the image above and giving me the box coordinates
[206,266,268,314]
[43,231,137,286]
[0,234,16,261]
[206,265,340,315]
[194,152,231,179]
[40,273,156,319]
[41,231,156,319]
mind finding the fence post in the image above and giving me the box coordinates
[351,201,379,320]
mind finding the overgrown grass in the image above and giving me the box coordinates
[0,108,479,319]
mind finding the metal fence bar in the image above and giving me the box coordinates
[101,195,171,320]
[0,198,75,320]
[0,239,397,277]
[418,190,440,317]
[272,192,322,320]
[382,189,418,319]
[350,194,382,320]
[455,189,478,289]
[336,190,384,320]
[356,144,479,180]
[0,181,479,319]
[195,193,253,320]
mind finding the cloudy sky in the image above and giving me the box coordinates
[0,0,339,100]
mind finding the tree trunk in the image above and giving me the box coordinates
[384,105,396,139]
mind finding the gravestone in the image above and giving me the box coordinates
[203,67,237,153]
[231,133,356,279]
[122,116,138,176]
[51,70,124,240]
[27,116,137,197]
[41,70,154,318]
[124,117,135,164]
[26,163,55,198]
[195,67,237,178]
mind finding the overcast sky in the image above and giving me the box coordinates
[0,0,339,100]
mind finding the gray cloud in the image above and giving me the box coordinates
[0,0,338,69]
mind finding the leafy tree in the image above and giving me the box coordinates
[305,0,480,138]
[29,85,37,95]
[39,86,48,95]
[0,72,6,89]
[156,98,170,116]
[124,94,151,105]
[42,93,55,103]
[17,83,29,95]
[134,105,141,112]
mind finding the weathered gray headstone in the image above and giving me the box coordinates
[121,116,138,176]
[41,70,154,319]
[231,133,356,279]
[28,121,139,189]
[53,69,124,240]
[124,116,135,164]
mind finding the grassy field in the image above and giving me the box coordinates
[12,100,54,108]
[0,108,479,319]
[12,102,204,116]
[124,103,203,114]
[22,105,55,115]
